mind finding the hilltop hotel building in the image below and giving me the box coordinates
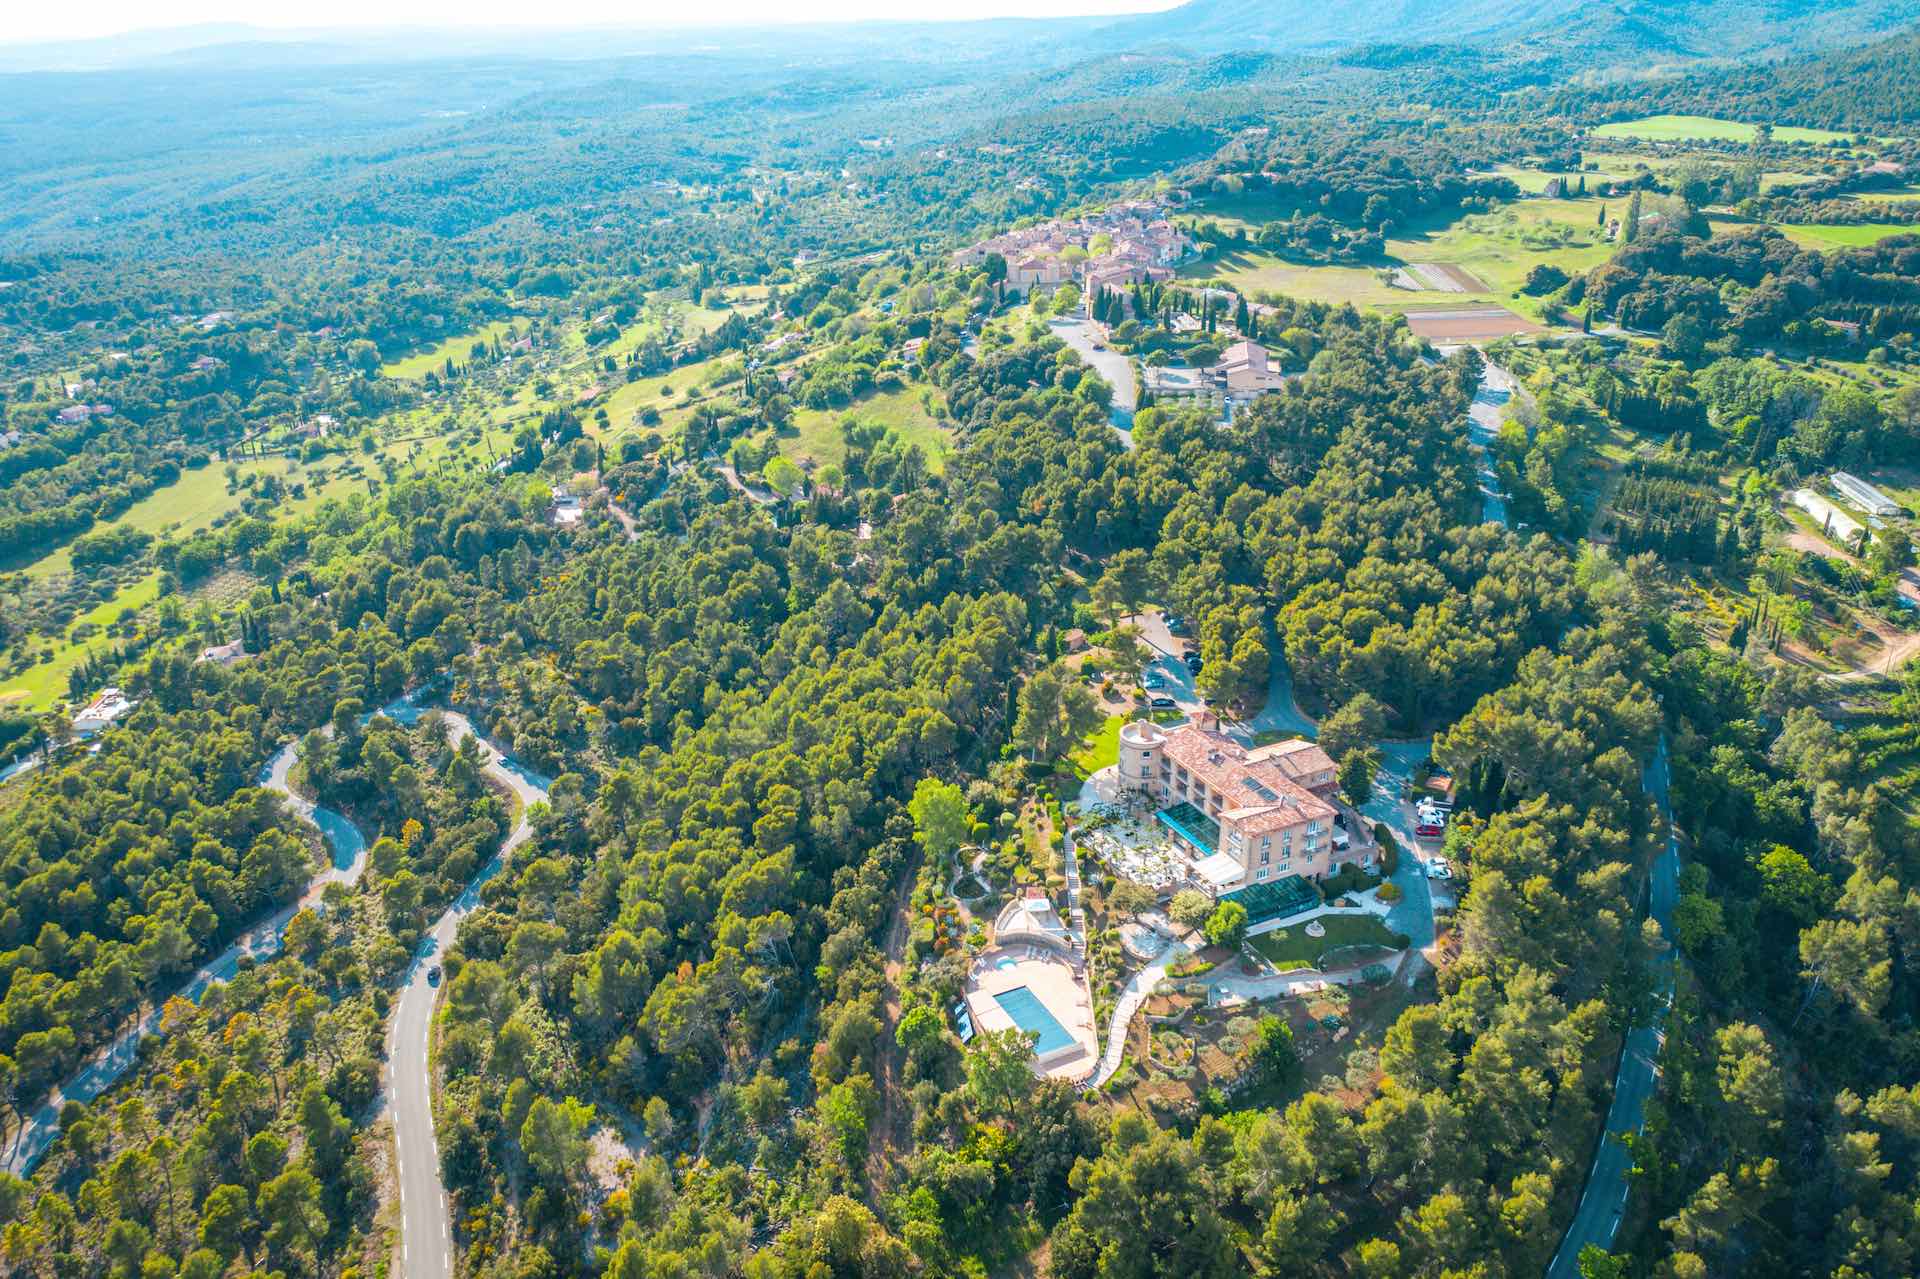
[1118,712,1343,893]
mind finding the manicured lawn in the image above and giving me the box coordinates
[381,321,515,379]
[1069,715,1125,780]
[774,386,952,475]
[1592,115,1855,145]
[1250,913,1407,972]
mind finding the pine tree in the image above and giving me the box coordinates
[1624,191,1642,242]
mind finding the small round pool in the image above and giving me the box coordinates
[996,958,1018,970]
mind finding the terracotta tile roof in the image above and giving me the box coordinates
[1157,725,1336,830]
[1246,738,1337,786]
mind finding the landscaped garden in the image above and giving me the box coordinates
[1249,914,1409,971]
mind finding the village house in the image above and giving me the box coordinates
[953,199,1191,295]
[1117,713,1345,893]
[73,687,136,736]
[197,639,248,666]
[548,485,585,528]
[1143,340,1289,414]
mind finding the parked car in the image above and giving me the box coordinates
[1426,858,1453,880]
[1143,672,1166,689]
[1185,655,1204,673]
[1415,823,1445,839]
[427,965,443,986]
[1416,806,1447,826]
[1149,696,1178,709]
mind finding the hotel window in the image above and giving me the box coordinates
[1256,867,1269,880]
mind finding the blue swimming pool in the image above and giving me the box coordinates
[993,986,1074,1055]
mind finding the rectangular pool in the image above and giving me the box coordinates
[992,985,1074,1055]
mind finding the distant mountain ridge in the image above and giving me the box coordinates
[1097,0,1920,63]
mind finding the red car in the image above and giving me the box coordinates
[1415,823,1445,839]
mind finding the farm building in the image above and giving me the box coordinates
[1831,472,1900,517]
[1792,489,1863,545]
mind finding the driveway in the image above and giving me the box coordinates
[1357,738,1442,953]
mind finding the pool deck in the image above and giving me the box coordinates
[965,944,1099,1081]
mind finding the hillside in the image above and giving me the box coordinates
[1098,0,1920,64]
[1549,25,1920,128]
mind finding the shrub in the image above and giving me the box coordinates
[1377,881,1403,903]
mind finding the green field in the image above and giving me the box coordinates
[1592,115,1855,145]
[1777,223,1919,249]
[1187,193,1617,321]
[382,321,515,379]
[0,571,161,711]
[770,386,953,475]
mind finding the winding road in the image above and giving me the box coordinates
[1547,736,1678,1276]
[2,736,369,1175]
[1,693,550,1279]
[379,700,551,1279]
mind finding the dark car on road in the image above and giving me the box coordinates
[1149,695,1178,709]
[427,965,443,986]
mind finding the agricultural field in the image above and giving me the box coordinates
[595,351,747,439]
[1491,164,1636,194]
[1592,114,1858,145]
[1185,191,1616,323]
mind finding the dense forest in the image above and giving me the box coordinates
[7,4,1920,1279]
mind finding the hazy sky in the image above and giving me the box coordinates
[3,1,1180,46]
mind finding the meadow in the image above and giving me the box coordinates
[764,386,953,475]
[381,320,517,379]
[0,570,160,711]
[1592,114,1857,145]
[1777,223,1919,249]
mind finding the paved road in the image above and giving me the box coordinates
[2,736,370,1175]
[1548,736,1678,1277]
[1047,318,1137,447]
[1467,362,1513,527]
[379,705,551,1279]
